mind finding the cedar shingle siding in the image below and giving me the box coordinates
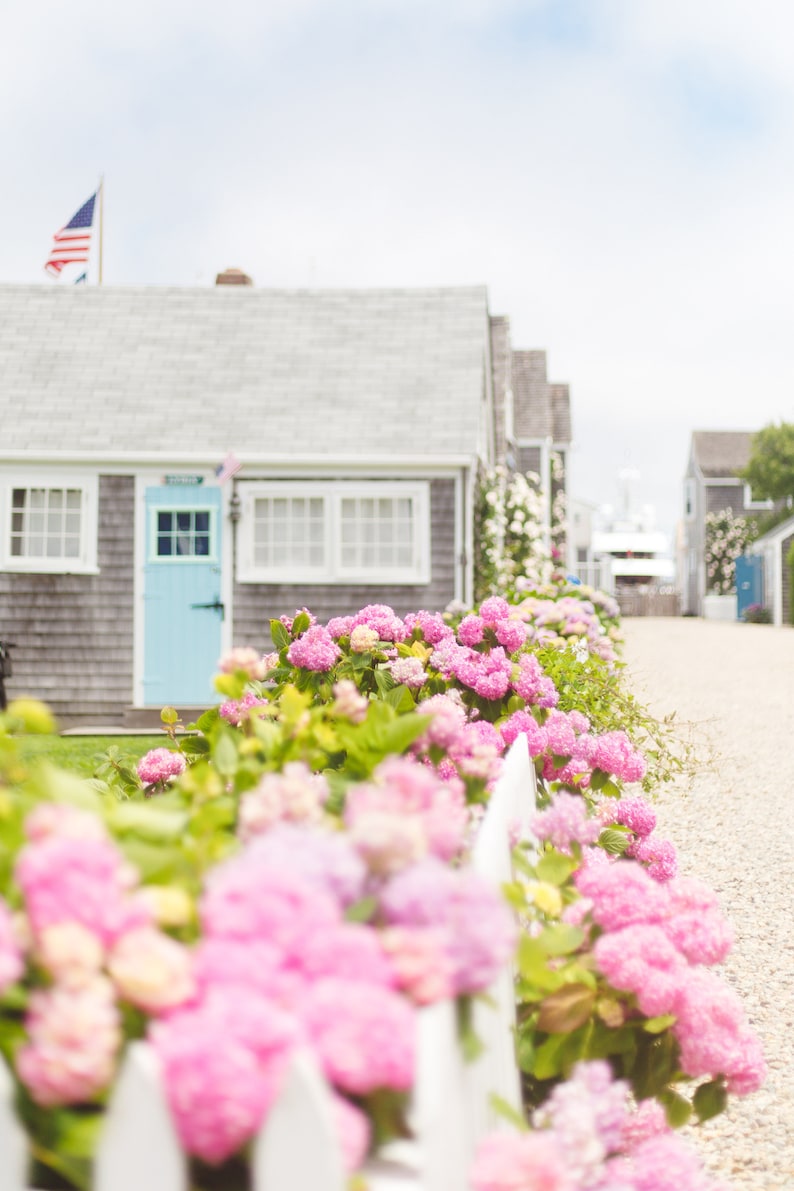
[1,476,134,724]
[232,478,458,649]
[783,532,794,626]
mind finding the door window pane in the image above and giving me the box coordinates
[155,509,214,559]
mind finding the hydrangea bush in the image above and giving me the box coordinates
[0,581,760,1191]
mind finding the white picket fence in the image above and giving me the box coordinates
[0,735,537,1191]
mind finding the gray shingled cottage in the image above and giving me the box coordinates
[681,430,772,616]
[0,279,570,725]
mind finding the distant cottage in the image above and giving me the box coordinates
[0,279,570,725]
[681,430,771,616]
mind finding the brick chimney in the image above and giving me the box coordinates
[215,267,253,286]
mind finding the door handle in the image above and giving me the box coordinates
[191,598,225,620]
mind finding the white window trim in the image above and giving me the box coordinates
[742,483,774,512]
[237,480,431,585]
[0,470,99,574]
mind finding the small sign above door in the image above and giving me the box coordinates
[164,475,205,486]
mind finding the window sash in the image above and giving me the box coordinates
[1,475,98,574]
[239,482,429,584]
[9,487,84,561]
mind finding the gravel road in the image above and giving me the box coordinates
[621,617,794,1191]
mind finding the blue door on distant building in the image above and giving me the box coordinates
[735,554,764,621]
[143,486,223,706]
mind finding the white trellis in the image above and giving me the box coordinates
[0,735,538,1191]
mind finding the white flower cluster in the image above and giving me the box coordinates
[476,466,553,598]
[704,507,756,595]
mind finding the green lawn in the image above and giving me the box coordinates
[17,735,166,778]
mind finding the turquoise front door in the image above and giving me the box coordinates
[143,486,223,706]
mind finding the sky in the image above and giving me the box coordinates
[3,0,793,540]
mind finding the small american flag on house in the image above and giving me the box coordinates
[215,451,242,484]
[44,192,96,278]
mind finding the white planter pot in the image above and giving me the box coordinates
[703,593,737,621]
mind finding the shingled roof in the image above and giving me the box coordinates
[0,284,491,461]
[691,431,755,478]
[511,350,571,445]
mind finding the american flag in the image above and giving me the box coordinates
[44,192,96,278]
[215,451,242,484]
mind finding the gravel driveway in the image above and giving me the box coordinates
[621,617,794,1190]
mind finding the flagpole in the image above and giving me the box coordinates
[97,175,104,286]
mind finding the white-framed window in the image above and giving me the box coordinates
[742,483,773,512]
[237,481,431,585]
[0,472,98,574]
[684,478,695,520]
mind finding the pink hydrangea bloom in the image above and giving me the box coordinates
[594,924,686,1017]
[620,1132,732,1191]
[16,832,150,946]
[348,811,427,876]
[380,857,517,995]
[532,1060,628,1169]
[589,731,647,784]
[300,978,415,1094]
[403,610,454,645]
[200,854,341,960]
[600,795,657,838]
[479,596,511,623]
[470,1131,575,1191]
[219,691,270,725]
[349,604,408,643]
[387,655,428,688]
[16,977,122,1106]
[662,876,734,966]
[458,614,485,645]
[500,710,549,757]
[513,653,559,707]
[279,608,317,632]
[238,762,329,842]
[448,721,504,783]
[218,646,268,680]
[574,860,669,932]
[331,1093,372,1174]
[533,793,601,853]
[495,619,528,652]
[345,756,468,865]
[380,926,455,1005]
[673,967,766,1094]
[107,926,195,1014]
[0,897,23,994]
[298,922,395,990]
[35,922,104,987]
[152,999,293,1165]
[414,693,468,750]
[191,937,307,1011]
[326,616,354,639]
[332,679,369,723]
[620,1099,668,1151]
[350,625,380,652]
[136,747,187,786]
[544,711,578,759]
[630,836,678,883]
[239,825,367,909]
[24,802,108,844]
[287,625,341,671]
